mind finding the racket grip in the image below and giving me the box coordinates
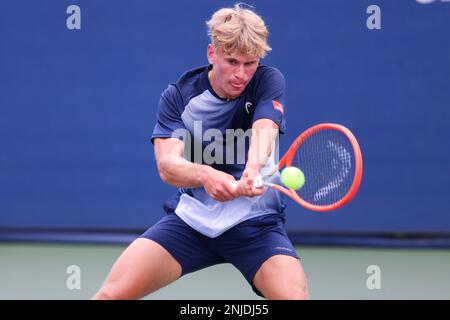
[254,176,264,189]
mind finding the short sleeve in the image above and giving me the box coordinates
[151,85,186,143]
[252,68,287,133]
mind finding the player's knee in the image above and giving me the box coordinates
[281,289,308,300]
[284,288,308,300]
[93,284,126,300]
[92,288,114,300]
[291,286,309,300]
[267,285,309,300]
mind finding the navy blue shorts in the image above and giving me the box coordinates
[139,213,299,297]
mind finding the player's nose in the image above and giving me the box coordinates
[234,65,245,80]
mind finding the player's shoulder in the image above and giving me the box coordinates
[253,64,285,82]
[161,65,208,104]
[176,65,208,85]
[250,65,286,92]
[248,65,286,96]
[175,66,208,94]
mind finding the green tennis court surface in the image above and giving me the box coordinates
[1,243,449,299]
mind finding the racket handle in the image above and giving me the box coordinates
[232,177,268,190]
[254,176,264,189]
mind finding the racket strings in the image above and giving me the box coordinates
[293,129,355,207]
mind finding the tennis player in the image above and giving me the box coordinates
[94,4,308,300]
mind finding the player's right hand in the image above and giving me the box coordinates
[236,167,265,198]
[201,167,238,202]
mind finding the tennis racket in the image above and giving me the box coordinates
[254,123,363,212]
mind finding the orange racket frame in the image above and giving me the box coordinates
[263,123,363,212]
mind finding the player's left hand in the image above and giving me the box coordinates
[236,167,265,197]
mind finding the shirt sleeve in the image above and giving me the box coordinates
[252,67,287,133]
[151,84,186,143]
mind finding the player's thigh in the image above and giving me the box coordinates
[95,238,182,299]
[253,255,308,300]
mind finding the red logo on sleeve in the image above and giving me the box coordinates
[272,100,284,114]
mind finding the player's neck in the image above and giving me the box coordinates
[208,69,232,101]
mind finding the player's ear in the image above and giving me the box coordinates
[207,44,215,65]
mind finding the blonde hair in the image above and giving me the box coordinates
[206,3,272,58]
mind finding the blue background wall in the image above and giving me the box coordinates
[1,0,449,245]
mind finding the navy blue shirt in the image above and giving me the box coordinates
[151,64,287,237]
[152,64,286,177]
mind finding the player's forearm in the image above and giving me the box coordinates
[246,124,279,171]
[157,154,211,188]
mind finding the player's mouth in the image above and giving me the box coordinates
[230,82,245,90]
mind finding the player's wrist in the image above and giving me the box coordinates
[245,163,262,173]
[199,165,213,186]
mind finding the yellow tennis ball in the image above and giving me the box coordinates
[281,167,305,190]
